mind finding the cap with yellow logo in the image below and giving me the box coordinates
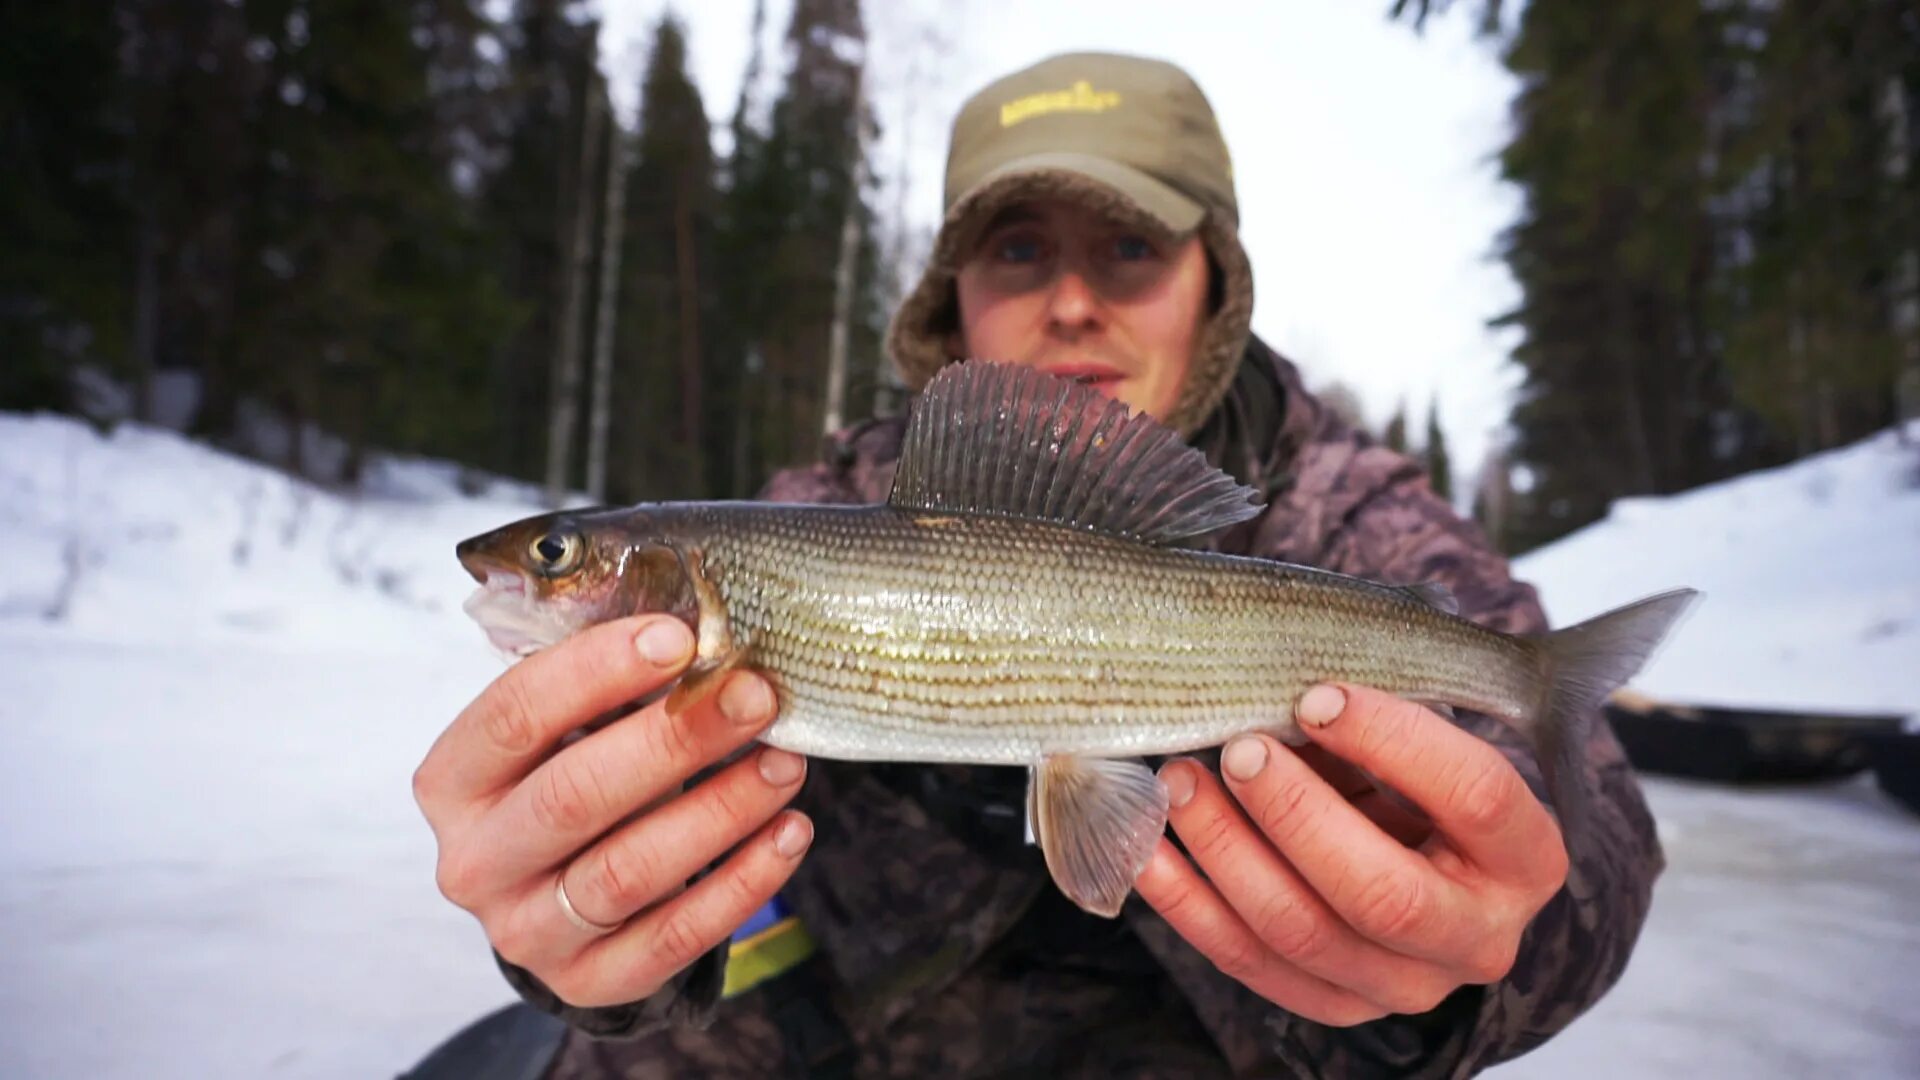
[886,51,1255,435]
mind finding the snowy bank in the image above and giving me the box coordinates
[1515,423,1920,719]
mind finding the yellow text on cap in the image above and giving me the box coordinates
[1000,80,1122,128]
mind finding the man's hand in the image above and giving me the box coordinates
[1135,684,1570,1027]
[412,615,812,1008]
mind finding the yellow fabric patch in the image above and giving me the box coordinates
[1000,81,1121,127]
[721,915,818,998]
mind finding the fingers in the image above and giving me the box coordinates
[550,811,814,1008]
[556,747,807,938]
[1292,743,1435,847]
[1135,840,1387,1027]
[487,747,807,973]
[415,616,698,814]
[1214,731,1485,968]
[463,668,781,893]
[1158,759,1465,1015]
[1295,684,1567,894]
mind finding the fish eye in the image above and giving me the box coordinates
[528,530,583,576]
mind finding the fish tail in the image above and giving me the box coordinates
[1530,588,1700,844]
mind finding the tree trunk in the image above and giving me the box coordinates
[546,72,606,507]
[674,164,706,493]
[131,211,161,424]
[1882,74,1919,443]
[1604,236,1657,493]
[586,118,629,503]
[733,346,760,499]
[823,69,869,437]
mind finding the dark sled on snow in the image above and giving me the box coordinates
[1864,731,1920,818]
[399,1003,563,1080]
[1602,691,1908,784]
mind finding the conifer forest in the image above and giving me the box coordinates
[6,0,1917,552]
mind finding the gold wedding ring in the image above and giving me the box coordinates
[555,873,623,936]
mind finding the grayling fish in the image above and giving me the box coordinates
[457,361,1696,917]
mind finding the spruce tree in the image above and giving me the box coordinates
[481,0,600,481]
[613,15,719,502]
[1382,402,1410,454]
[1425,397,1454,503]
[744,0,882,479]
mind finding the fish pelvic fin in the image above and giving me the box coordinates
[1532,588,1700,844]
[1027,755,1169,918]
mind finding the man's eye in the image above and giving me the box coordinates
[997,237,1043,263]
[1114,235,1156,261]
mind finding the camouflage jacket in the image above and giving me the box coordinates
[505,339,1666,1079]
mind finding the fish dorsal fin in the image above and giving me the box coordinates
[887,361,1262,544]
[1398,582,1459,615]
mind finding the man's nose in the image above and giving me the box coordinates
[1044,268,1102,334]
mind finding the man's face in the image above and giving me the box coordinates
[950,198,1209,422]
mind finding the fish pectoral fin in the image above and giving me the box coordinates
[665,647,748,716]
[664,546,750,717]
[1028,755,1169,919]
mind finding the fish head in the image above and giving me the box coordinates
[455,508,694,660]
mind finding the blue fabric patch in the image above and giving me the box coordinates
[731,895,790,941]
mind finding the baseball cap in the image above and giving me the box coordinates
[885,51,1255,436]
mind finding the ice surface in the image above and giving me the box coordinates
[1,412,1916,1076]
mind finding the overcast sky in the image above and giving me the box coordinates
[595,0,1523,482]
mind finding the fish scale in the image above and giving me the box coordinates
[682,502,1545,764]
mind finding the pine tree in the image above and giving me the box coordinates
[1406,0,1909,551]
[612,14,719,503]
[3,4,158,414]
[1425,397,1454,502]
[1390,0,1506,35]
[742,0,882,479]
[1471,442,1513,552]
[1382,402,1410,454]
[205,0,512,479]
[1718,0,1916,455]
[481,0,600,482]
[714,0,774,498]
[1493,0,1777,550]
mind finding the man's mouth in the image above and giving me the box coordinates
[1039,362,1126,392]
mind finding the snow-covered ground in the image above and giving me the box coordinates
[0,412,1915,1077]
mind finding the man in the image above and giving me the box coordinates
[413,52,1663,1077]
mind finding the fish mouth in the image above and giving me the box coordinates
[462,569,552,660]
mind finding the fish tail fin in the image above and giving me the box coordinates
[1531,588,1700,844]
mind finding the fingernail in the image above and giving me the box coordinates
[1159,762,1196,809]
[1298,684,1347,728]
[636,620,693,666]
[758,747,805,786]
[774,814,812,858]
[1222,736,1269,782]
[720,673,774,726]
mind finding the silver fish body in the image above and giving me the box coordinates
[678,502,1541,764]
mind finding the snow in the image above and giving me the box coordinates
[1512,423,1920,718]
[1488,776,1920,1080]
[0,412,534,1078]
[1,411,1917,1077]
